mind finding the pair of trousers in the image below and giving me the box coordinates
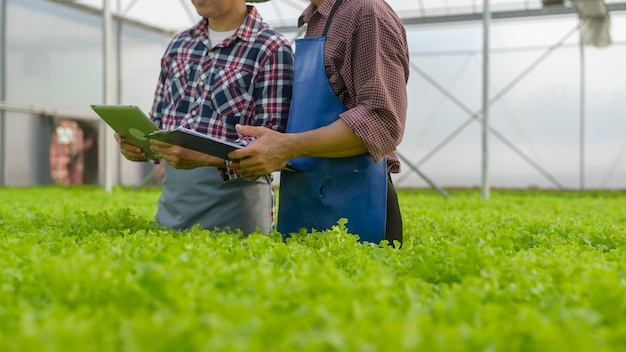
[385,175,403,246]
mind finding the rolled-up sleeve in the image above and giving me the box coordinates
[337,10,409,171]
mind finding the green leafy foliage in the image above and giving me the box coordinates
[1,187,625,351]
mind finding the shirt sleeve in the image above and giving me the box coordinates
[149,43,174,128]
[227,37,293,180]
[246,39,294,138]
[338,11,410,164]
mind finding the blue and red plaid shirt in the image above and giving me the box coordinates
[150,6,293,166]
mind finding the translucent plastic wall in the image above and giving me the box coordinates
[399,12,626,190]
[2,0,171,186]
[1,0,625,189]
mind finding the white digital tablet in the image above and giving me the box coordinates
[90,104,160,160]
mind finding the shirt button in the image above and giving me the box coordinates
[191,111,197,116]
[198,81,204,86]
[208,52,215,58]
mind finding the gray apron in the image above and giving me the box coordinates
[156,163,273,234]
[277,0,387,243]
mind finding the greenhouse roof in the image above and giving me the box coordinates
[51,0,626,34]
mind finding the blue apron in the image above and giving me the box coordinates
[277,0,387,243]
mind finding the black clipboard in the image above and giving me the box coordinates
[146,126,243,161]
[148,127,302,172]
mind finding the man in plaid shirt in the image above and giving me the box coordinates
[116,0,293,234]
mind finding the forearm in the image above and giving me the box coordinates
[291,119,368,159]
[149,139,225,169]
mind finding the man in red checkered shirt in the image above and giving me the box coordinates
[230,0,409,245]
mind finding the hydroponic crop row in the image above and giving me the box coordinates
[1,186,625,351]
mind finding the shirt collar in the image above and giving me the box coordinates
[189,6,263,45]
[298,0,338,28]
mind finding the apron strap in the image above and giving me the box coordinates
[323,0,344,37]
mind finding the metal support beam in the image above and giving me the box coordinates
[0,101,94,120]
[397,151,449,199]
[400,2,626,25]
[579,20,586,189]
[0,0,6,185]
[116,0,124,185]
[481,0,491,200]
[47,0,177,36]
[46,0,626,34]
[272,2,626,32]
[397,25,581,190]
[400,6,576,26]
[102,0,114,192]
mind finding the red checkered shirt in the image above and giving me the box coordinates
[299,0,409,173]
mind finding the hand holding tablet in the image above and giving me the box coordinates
[90,105,161,160]
[91,104,243,161]
[92,104,301,171]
